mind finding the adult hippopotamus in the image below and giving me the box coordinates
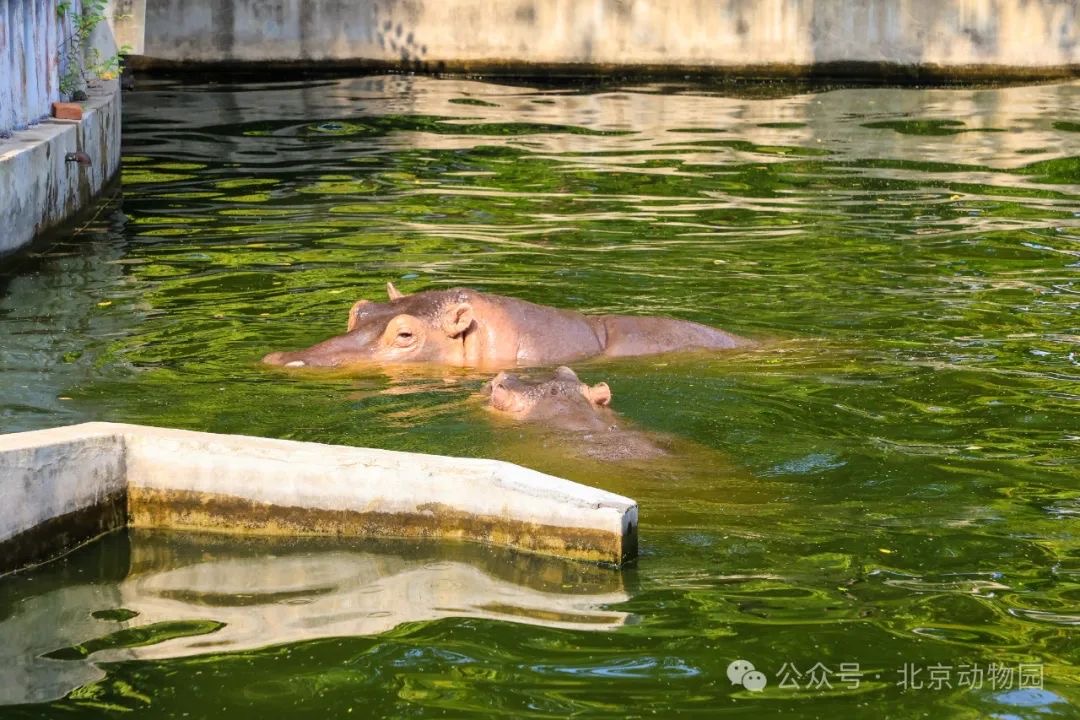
[262,283,753,369]
[485,366,669,461]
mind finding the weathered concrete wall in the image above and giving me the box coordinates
[0,0,122,135]
[0,0,63,135]
[0,424,127,570]
[110,0,146,55]
[0,422,639,572]
[0,80,122,258]
[0,0,123,257]
[127,0,1080,78]
[122,423,638,563]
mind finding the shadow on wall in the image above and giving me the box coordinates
[366,0,1080,72]
[370,1,429,68]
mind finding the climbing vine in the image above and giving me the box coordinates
[56,0,128,98]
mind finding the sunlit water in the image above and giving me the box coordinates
[1,76,1078,718]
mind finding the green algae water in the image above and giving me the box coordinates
[1,76,1078,718]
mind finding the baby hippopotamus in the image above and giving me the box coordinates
[485,367,670,462]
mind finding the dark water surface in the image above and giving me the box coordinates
[1,76,1078,718]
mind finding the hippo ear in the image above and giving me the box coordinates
[347,299,371,332]
[441,302,474,338]
[587,382,612,407]
[554,366,579,381]
[386,282,405,300]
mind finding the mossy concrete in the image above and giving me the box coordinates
[0,422,638,572]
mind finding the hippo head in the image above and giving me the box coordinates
[262,283,479,368]
[485,366,614,432]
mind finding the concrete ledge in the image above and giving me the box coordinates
[0,81,122,258]
[0,424,127,570]
[0,422,638,572]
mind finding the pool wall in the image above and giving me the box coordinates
[123,0,1079,80]
[0,424,127,572]
[0,423,639,572]
[0,0,123,257]
[0,81,122,258]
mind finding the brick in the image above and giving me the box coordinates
[52,102,83,121]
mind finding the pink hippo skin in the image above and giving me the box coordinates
[262,283,754,370]
[486,367,761,511]
[485,366,670,462]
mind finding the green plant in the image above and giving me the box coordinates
[56,0,127,98]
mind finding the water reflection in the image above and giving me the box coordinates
[0,75,1078,716]
[0,531,631,704]
[0,200,138,433]
[124,76,1080,175]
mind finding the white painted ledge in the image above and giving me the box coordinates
[0,422,638,569]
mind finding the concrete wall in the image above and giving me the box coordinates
[0,0,122,135]
[0,0,123,257]
[110,0,146,55]
[0,423,126,570]
[0,79,122,258]
[0,422,639,572]
[0,0,63,135]
[127,0,1080,78]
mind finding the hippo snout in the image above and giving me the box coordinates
[261,351,306,368]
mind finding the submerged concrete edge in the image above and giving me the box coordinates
[0,81,121,259]
[127,57,1080,83]
[0,422,638,573]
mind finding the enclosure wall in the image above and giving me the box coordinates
[125,0,1080,79]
